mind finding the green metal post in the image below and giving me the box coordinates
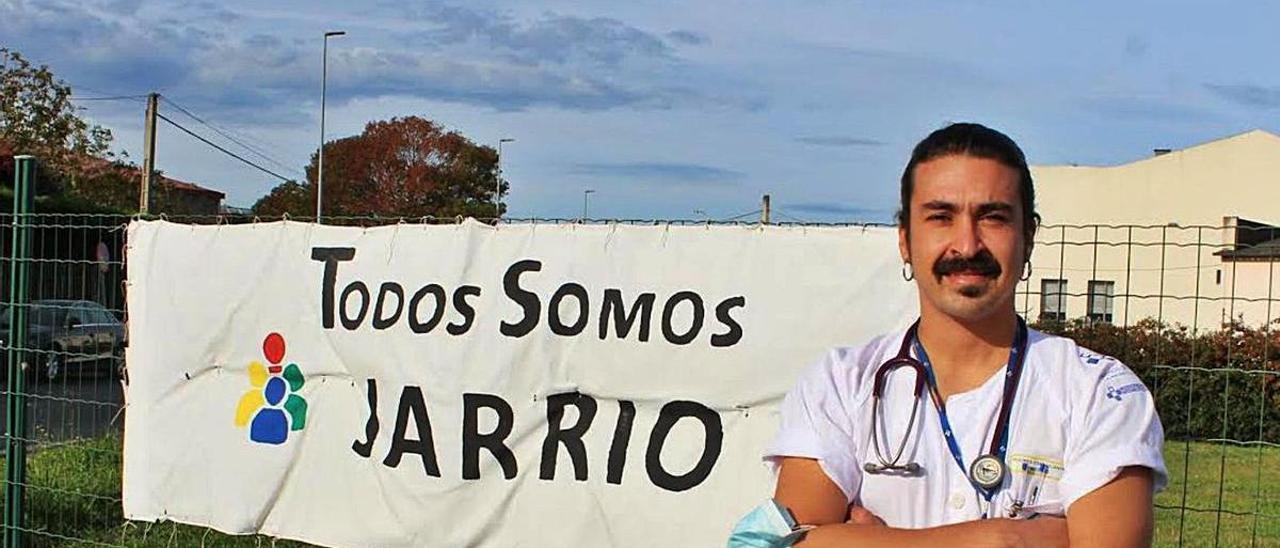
[4,155,35,548]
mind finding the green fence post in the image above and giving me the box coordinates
[4,155,35,548]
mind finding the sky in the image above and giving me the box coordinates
[3,0,1280,221]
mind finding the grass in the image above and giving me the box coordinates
[1157,440,1280,547]
[2,434,311,547]
[1,436,1278,546]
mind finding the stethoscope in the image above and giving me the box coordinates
[864,316,1030,517]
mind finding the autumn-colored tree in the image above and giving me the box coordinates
[252,116,504,219]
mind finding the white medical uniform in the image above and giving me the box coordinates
[764,326,1167,528]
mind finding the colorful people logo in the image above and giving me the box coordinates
[235,332,307,444]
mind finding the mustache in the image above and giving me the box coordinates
[933,251,1002,278]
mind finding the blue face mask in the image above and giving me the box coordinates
[727,499,813,548]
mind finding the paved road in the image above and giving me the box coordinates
[2,374,124,446]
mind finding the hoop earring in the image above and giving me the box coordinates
[1020,260,1032,281]
[902,262,914,281]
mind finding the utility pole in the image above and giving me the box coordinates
[140,93,158,214]
[761,194,771,224]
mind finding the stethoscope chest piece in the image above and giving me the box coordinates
[969,454,1006,490]
[864,316,1029,502]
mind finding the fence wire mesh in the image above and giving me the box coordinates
[0,212,1276,546]
[1017,220,1280,547]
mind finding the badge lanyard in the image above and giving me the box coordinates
[911,317,1028,518]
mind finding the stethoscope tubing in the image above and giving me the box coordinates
[866,330,929,473]
[865,317,1030,506]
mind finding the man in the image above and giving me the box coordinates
[762,123,1166,547]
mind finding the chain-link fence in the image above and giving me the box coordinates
[1,176,1277,544]
[1023,221,1280,547]
[1,210,127,547]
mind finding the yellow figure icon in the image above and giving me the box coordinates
[234,361,268,427]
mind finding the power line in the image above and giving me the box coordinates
[156,112,292,183]
[772,210,810,223]
[721,209,762,221]
[160,96,303,178]
[220,129,304,176]
[161,96,297,171]
[70,94,149,102]
[70,82,148,98]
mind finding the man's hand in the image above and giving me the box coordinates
[839,505,1065,548]
[778,457,1071,548]
[1011,516,1069,548]
[846,506,886,527]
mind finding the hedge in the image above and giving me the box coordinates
[1034,318,1280,443]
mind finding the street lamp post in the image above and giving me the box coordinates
[582,189,595,220]
[496,138,514,217]
[316,30,346,223]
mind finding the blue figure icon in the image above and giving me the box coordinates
[250,377,290,444]
[251,408,289,444]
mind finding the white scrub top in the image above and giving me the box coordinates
[763,326,1167,528]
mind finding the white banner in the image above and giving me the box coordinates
[122,219,914,547]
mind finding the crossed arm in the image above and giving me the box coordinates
[773,457,1154,548]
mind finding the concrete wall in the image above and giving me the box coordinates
[1021,130,1280,328]
[1220,260,1280,325]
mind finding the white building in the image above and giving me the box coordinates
[1023,129,1280,328]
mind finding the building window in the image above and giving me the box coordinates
[1087,280,1115,324]
[1040,279,1066,322]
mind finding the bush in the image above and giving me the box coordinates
[1034,318,1280,443]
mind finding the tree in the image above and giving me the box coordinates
[0,48,213,216]
[0,48,115,185]
[251,180,313,217]
[252,116,504,219]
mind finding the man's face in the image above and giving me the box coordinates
[897,154,1030,323]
